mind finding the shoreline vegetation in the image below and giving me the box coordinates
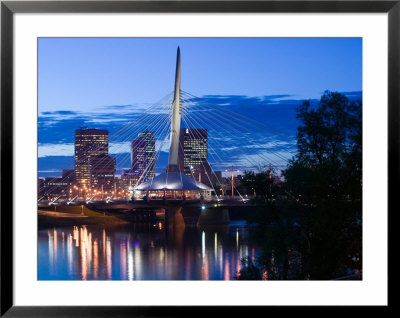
[236,91,362,280]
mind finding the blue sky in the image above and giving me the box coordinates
[38,38,362,177]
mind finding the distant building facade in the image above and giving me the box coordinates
[121,168,140,189]
[131,131,155,182]
[75,128,109,186]
[178,128,211,186]
[211,170,223,188]
[39,177,71,199]
[37,178,45,198]
[62,169,75,182]
[88,155,116,193]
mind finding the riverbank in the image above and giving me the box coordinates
[38,205,130,229]
[38,204,257,229]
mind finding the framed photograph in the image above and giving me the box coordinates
[1,0,395,316]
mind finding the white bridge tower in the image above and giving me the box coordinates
[167,46,181,171]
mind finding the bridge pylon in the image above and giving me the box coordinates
[166,206,185,230]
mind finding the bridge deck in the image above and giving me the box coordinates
[38,196,254,209]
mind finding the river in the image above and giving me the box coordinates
[38,220,260,280]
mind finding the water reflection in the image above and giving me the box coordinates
[93,238,98,279]
[38,222,260,280]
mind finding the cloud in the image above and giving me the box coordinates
[341,91,362,100]
[38,143,74,158]
[38,101,172,147]
[103,104,133,110]
[38,141,145,157]
[38,169,63,174]
[109,142,130,155]
[38,91,362,177]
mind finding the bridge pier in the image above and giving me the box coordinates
[165,206,185,230]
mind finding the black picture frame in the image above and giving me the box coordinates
[1,0,396,316]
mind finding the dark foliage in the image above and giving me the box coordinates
[237,91,362,280]
[235,257,262,280]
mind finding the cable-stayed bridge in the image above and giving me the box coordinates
[38,47,297,228]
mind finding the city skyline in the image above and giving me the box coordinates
[37,38,363,282]
[38,38,362,177]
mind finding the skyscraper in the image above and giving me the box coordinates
[178,128,211,185]
[75,127,108,186]
[131,131,155,181]
[88,155,116,193]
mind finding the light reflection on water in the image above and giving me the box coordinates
[38,222,260,280]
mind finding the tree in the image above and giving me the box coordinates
[283,91,362,279]
[241,170,278,208]
[238,91,362,280]
[285,91,362,204]
[235,257,262,280]
[240,169,305,280]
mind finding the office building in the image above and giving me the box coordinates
[40,177,71,199]
[121,168,140,189]
[75,127,108,186]
[131,131,155,181]
[178,128,211,186]
[88,155,116,193]
[62,169,75,182]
